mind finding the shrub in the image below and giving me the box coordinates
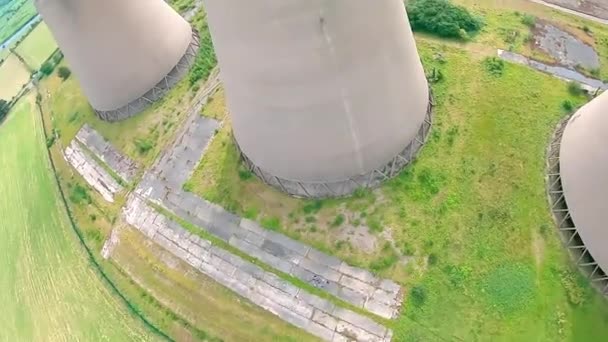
[521,14,537,27]
[69,184,92,205]
[331,214,345,227]
[57,66,71,80]
[302,200,323,214]
[567,82,584,96]
[407,0,484,39]
[238,167,253,180]
[366,216,383,232]
[134,138,154,155]
[582,25,591,34]
[427,67,444,84]
[46,135,56,148]
[410,286,427,308]
[369,252,399,272]
[0,99,9,121]
[261,216,281,230]
[428,253,438,266]
[562,99,574,112]
[189,27,217,86]
[40,61,55,76]
[560,271,585,305]
[484,57,505,76]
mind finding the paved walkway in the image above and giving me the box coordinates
[63,140,122,202]
[528,0,608,25]
[125,194,392,342]
[497,49,608,91]
[75,124,140,183]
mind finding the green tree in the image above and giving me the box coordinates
[0,99,9,122]
[407,0,484,39]
[57,66,71,81]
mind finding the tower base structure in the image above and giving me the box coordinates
[95,30,200,122]
[236,93,433,199]
[546,114,608,297]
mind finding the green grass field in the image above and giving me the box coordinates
[0,0,36,45]
[0,94,160,341]
[0,54,29,101]
[15,22,57,70]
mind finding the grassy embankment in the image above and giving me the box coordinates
[0,94,160,341]
[0,54,29,101]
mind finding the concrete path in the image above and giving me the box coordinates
[497,49,608,91]
[124,194,393,342]
[84,70,398,339]
[63,140,122,202]
[136,103,403,318]
[75,124,139,183]
[528,0,608,25]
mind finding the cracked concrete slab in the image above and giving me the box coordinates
[63,140,122,202]
[123,194,392,342]
[75,124,140,183]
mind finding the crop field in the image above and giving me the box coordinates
[0,54,29,101]
[0,0,36,45]
[13,0,608,341]
[15,22,57,70]
[0,94,159,341]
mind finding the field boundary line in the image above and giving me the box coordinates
[34,90,172,342]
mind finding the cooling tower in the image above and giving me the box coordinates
[204,0,432,198]
[548,90,608,296]
[35,0,199,121]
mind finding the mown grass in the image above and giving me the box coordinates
[185,36,608,341]
[0,94,159,340]
[0,54,29,101]
[15,22,58,70]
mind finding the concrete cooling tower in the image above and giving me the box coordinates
[204,0,432,198]
[547,90,608,296]
[35,0,199,121]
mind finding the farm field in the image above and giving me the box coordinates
[15,22,57,70]
[0,0,36,45]
[0,53,29,101]
[0,94,160,341]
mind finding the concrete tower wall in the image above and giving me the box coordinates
[35,0,198,120]
[204,0,431,197]
[560,91,608,273]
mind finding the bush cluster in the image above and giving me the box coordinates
[0,99,10,122]
[407,0,484,39]
[484,57,505,76]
